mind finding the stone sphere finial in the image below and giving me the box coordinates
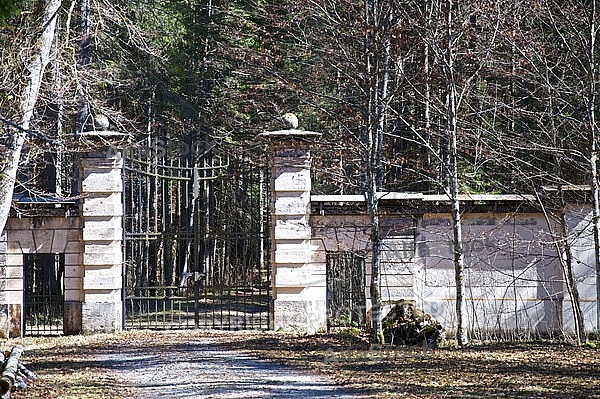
[282,113,299,129]
[94,114,110,130]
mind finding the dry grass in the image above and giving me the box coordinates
[4,330,600,399]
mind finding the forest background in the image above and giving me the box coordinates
[1,0,597,195]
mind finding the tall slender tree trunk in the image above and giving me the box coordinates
[76,0,90,132]
[364,0,384,344]
[362,0,395,344]
[368,177,383,343]
[0,0,62,236]
[51,9,64,197]
[424,0,433,192]
[444,0,468,346]
[545,71,586,343]
[199,0,214,291]
[448,88,467,346]
[558,192,585,344]
[537,188,585,344]
[587,0,600,334]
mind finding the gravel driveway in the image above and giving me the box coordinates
[99,337,364,398]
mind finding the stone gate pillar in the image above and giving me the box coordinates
[260,126,324,333]
[79,134,126,334]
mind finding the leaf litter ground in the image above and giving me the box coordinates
[5,330,600,399]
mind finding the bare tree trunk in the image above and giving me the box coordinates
[364,0,383,344]
[51,7,65,197]
[375,2,392,190]
[424,0,433,192]
[558,197,585,344]
[448,91,467,346]
[364,0,393,345]
[546,66,586,343]
[537,189,585,344]
[444,0,468,346]
[0,0,61,235]
[587,0,600,335]
[76,0,90,132]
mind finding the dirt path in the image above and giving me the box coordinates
[15,331,600,399]
[99,337,365,398]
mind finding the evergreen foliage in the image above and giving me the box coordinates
[0,0,22,25]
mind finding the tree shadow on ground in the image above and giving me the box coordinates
[19,332,600,399]
[223,335,600,399]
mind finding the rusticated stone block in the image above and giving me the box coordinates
[82,201,123,217]
[65,241,84,254]
[274,217,311,240]
[64,287,84,302]
[82,251,122,266]
[84,291,121,303]
[274,267,326,288]
[82,226,123,241]
[80,158,123,193]
[65,276,84,291]
[274,194,310,215]
[83,275,121,290]
[273,168,311,192]
[82,302,122,334]
[84,241,122,253]
[274,242,312,264]
[5,264,22,279]
[64,254,82,268]
[273,299,326,333]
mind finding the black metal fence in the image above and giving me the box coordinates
[123,145,271,330]
[326,251,367,329]
[23,253,64,336]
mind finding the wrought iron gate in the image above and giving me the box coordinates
[23,253,64,335]
[326,251,366,329]
[123,145,271,330]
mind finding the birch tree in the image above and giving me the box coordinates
[584,0,600,334]
[465,0,592,341]
[442,0,468,346]
[551,0,600,336]
[517,0,599,339]
[363,0,395,344]
[0,0,61,235]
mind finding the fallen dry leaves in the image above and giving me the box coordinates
[2,330,598,399]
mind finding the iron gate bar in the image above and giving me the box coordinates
[127,156,229,170]
[124,166,219,181]
[124,156,228,181]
